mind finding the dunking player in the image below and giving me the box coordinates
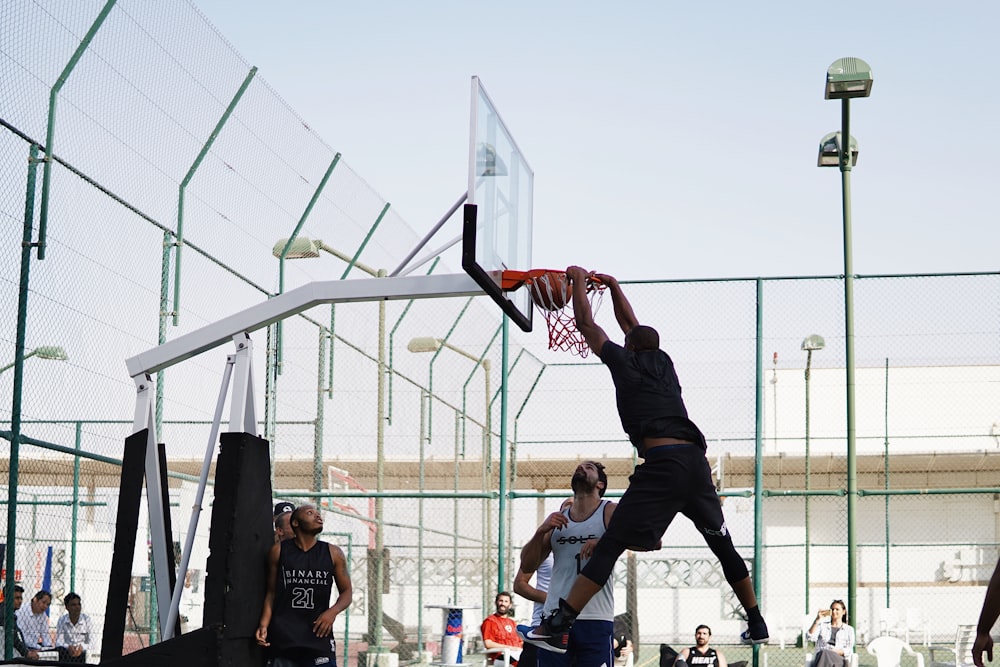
[524,267,768,651]
[257,504,353,666]
[519,462,616,663]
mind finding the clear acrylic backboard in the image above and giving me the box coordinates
[461,76,535,332]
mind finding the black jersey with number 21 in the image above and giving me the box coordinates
[270,539,337,658]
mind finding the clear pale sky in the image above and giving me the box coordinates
[193,1,998,281]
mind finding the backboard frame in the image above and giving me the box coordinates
[462,203,532,331]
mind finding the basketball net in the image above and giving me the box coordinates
[503,270,605,357]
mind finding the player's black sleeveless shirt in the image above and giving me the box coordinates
[600,340,706,453]
[270,539,337,658]
[687,647,720,667]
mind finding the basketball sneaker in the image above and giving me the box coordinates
[519,610,571,654]
[740,621,770,645]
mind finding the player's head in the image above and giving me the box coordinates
[274,501,296,542]
[291,503,323,537]
[571,460,607,497]
[31,589,52,614]
[625,325,659,352]
[274,510,295,541]
[695,625,712,646]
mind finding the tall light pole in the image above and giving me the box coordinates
[273,237,389,654]
[0,345,68,374]
[407,338,491,437]
[818,57,873,618]
[801,334,825,613]
[408,337,493,606]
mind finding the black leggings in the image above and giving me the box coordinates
[581,444,749,586]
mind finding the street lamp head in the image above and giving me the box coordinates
[407,337,442,354]
[817,132,858,167]
[1,345,69,374]
[801,334,826,352]
[825,57,873,100]
[272,237,323,259]
[33,345,69,361]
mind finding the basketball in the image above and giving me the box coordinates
[530,272,571,311]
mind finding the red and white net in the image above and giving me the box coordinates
[526,273,605,357]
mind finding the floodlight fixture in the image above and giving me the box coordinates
[272,237,378,277]
[0,345,69,374]
[801,334,826,352]
[825,57,874,100]
[818,132,859,167]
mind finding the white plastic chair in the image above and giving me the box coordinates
[804,649,859,667]
[867,636,926,667]
[483,646,519,667]
[878,608,903,637]
[903,608,929,647]
[929,625,977,667]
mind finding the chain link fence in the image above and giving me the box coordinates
[3,2,999,666]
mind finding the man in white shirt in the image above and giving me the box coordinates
[55,592,92,663]
[15,589,53,653]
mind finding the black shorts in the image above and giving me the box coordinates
[603,444,725,549]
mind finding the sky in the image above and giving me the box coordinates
[191,1,996,283]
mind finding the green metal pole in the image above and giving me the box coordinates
[37,0,117,260]
[496,318,509,592]
[275,152,341,372]
[804,349,813,614]
[173,66,257,325]
[4,143,41,660]
[753,278,764,664]
[340,203,390,281]
[71,421,82,592]
[840,98,858,620]
[387,258,441,424]
[372,270,387,652]
[884,358,890,607]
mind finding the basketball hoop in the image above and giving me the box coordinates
[501,269,605,357]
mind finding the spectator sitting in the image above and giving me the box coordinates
[677,625,727,667]
[1,585,39,660]
[15,589,54,653]
[806,600,856,667]
[481,592,522,666]
[55,592,92,663]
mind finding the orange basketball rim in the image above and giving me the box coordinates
[501,269,605,357]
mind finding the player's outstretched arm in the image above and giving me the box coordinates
[594,273,639,335]
[974,557,1000,666]
[567,266,609,355]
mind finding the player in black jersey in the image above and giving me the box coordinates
[257,504,353,667]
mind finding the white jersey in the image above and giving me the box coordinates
[532,554,554,624]
[543,499,615,621]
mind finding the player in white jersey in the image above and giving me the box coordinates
[518,462,616,666]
